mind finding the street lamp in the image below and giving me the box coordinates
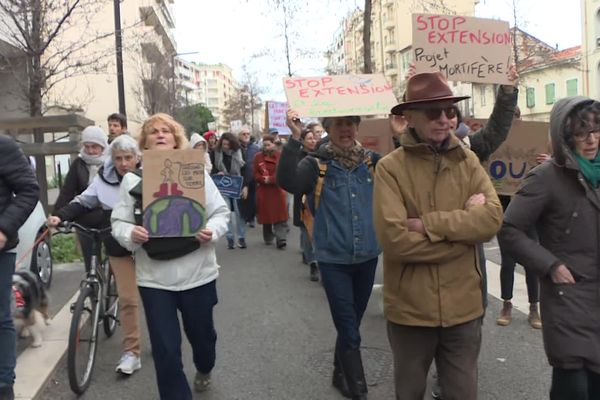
[113,0,126,115]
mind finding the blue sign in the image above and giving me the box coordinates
[211,175,244,199]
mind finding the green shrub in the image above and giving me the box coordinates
[51,233,81,263]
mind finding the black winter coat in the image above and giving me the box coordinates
[0,134,39,252]
[499,96,600,373]
[53,157,102,227]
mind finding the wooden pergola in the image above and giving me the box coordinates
[0,114,95,210]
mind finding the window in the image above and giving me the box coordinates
[526,87,535,108]
[566,78,578,96]
[545,83,555,105]
[479,86,486,106]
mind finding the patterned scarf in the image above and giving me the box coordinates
[325,141,366,170]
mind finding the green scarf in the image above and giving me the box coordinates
[574,151,600,188]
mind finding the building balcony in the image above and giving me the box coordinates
[385,18,395,30]
[140,4,176,53]
[384,42,396,53]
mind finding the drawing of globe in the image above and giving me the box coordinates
[143,196,206,237]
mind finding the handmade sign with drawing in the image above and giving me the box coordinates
[412,14,512,85]
[282,74,398,117]
[465,119,551,195]
[266,101,291,135]
[142,149,206,238]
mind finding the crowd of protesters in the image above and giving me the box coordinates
[1,65,600,400]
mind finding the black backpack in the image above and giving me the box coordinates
[128,170,200,260]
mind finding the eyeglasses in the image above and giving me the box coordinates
[573,130,600,142]
[416,106,457,121]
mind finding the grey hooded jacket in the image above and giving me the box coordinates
[498,96,600,373]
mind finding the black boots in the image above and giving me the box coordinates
[332,353,351,398]
[309,262,319,282]
[338,348,368,400]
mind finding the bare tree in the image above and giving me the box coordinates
[363,0,372,73]
[0,0,121,117]
[222,71,264,130]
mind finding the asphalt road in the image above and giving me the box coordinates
[33,227,550,400]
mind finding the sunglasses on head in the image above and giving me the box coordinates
[410,106,458,121]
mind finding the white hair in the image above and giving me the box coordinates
[109,134,141,158]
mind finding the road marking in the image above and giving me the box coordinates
[14,289,80,400]
[486,260,530,315]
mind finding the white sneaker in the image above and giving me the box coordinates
[115,352,141,375]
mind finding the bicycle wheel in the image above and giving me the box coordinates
[67,284,100,395]
[103,262,119,337]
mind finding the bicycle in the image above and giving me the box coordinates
[54,221,120,395]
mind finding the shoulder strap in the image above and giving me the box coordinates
[314,160,328,210]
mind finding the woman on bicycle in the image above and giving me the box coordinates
[111,113,230,400]
[47,134,143,375]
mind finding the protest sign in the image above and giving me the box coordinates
[142,149,206,238]
[283,74,398,117]
[466,119,550,195]
[357,118,396,155]
[412,14,512,85]
[212,175,244,199]
[266,101,291,135]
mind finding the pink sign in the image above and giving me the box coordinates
[267,101,291,135]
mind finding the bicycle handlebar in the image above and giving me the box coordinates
[53,221,112,237]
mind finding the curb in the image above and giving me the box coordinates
[14,290,80,400]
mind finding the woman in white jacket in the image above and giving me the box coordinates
[111,113,229,400]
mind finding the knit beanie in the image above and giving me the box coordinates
[81,126,108,149]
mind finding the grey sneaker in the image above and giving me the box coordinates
[115,352,141,375]
[194,371,211,392]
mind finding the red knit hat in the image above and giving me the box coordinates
[203,130,216,140]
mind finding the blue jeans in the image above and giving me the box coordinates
[320,258,378,350]
[138,280,218,400]
[300,225,315,264]
[0,253,16,389]
[226,197,245,241]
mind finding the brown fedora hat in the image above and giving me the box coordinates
[391,72,470,115]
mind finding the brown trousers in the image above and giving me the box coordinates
[387,318,482,400]
[109,256,140,356]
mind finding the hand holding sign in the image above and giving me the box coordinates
[286,108,303,139]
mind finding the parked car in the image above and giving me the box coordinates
[15,201,52,288]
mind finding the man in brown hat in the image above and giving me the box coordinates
[373,72,503,400]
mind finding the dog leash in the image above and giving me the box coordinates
[15,228,50,268]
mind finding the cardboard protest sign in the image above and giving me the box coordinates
[283,74,398,117]
[266,101,291,135]
[142,149,206,238]
[357,118,396,155]
[211,175,244,199]
[412,14,512,84]
[466,119,550,195]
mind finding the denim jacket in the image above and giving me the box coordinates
[276,138,381,264]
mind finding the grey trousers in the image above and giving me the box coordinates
[387,318,482,400]
[262,222,287,243]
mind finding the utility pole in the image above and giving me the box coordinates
[113,0,126,115]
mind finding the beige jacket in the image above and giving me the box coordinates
[373,132,502,327]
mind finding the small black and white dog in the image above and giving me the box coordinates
[11,270,50,348]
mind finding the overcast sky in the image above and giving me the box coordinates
[173,0,582,100]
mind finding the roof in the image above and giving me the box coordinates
[519,45,581,72]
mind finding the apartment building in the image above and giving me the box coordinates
[582,0,600,99]
[174,60,236,131]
